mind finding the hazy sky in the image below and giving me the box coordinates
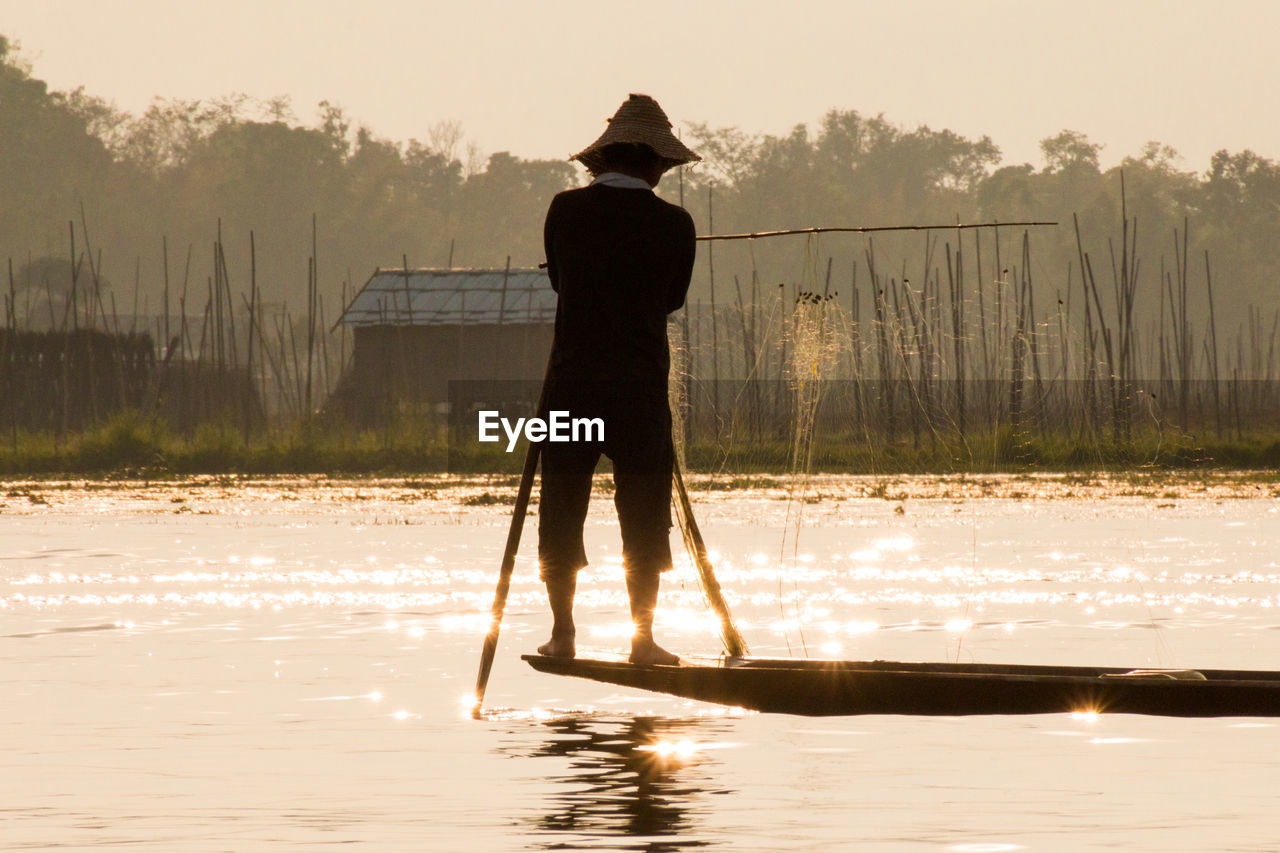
[3,0,1278,173]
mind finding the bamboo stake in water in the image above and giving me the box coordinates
[318,294,332,401]
[1205,249,1222,437]
[306,214,318,422]
[4,257,14,450]
[244,231,257,445]
[708,185,720,434]
[162,237,170,358]
[681,296,691,446]
[946,241,965,440]
[178,244,192,432]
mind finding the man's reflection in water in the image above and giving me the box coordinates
[520,716,729,851]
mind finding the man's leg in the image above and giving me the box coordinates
[537,440,597,658]
[611,393,679,665]
[623,564,679,665]
[538,571,577,658]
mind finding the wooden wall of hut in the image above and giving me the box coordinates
[327,323,553,425]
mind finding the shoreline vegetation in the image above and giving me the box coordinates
[3,470,1278,508]
[1,410,1277,482]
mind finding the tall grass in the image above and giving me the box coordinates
[0,411,460,476]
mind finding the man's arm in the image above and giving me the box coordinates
[543,195,561,293]
[666,209,696,313]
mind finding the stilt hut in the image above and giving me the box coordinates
[331,266,555,425]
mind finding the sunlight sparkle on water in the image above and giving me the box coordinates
[639,739,699,760]
[476,706,588,722]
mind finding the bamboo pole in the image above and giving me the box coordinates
[244,231,257,445]
[4,257,13,449]
[162,237,170,358]
[867,242,893,438]
[179,244,192,432]
[695,221,1056,242]
[318,294,332,401]
[733,274,756,435]
[850,258,864,432]
[751,269,762,440]
[245,294,288,422]
[681,293,691,447]
[307,214,318,422]
[287,306,304,416]
[1205,250,1222,437]
[946,242,965,439]
[708,186,720,434]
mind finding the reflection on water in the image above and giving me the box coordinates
[506,717,729,851]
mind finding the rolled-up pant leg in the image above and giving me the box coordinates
[538,438,598,583]
[614,469,674,578]
[608,395,675,581]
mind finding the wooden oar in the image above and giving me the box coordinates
[471,438,541,717]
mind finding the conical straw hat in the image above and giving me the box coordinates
[571,93,700,174]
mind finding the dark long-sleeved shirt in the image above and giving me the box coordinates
[543,183,696,391]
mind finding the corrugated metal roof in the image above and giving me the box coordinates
[338,267,556,327]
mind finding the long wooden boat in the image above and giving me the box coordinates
[522,653,1280,717]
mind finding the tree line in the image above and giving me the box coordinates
[3,34,1278,336]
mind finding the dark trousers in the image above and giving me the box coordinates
[537,384,674,582]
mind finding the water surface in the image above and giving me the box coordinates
[3,476,1278,850]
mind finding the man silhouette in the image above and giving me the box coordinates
[537,94,699,665]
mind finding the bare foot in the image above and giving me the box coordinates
[537,634,576,658]
[629,637,679,666]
